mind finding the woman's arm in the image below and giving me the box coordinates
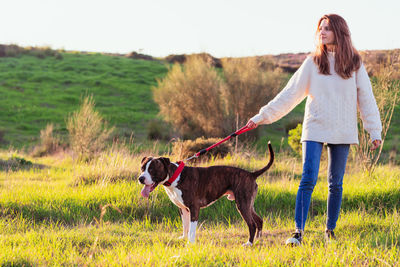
[249,57,312,126]
[356,63,383,143]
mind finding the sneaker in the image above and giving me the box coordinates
[325,229,336,242]
[285,230,303,246]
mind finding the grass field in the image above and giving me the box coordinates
[0,148,399,265]
[0,49,399,265]
[0,53,168,147]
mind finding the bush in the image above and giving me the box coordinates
[147,119,171,140]
[288,123,302,156]
[172,137,232,162]
[0,156,33,171]
[2,45,23,57]
[221,57,285,129]
[153,56,287,139]
[284,116,304,134]
[357,61,400,173]
[67,95,114,161]
[154,56,226,138]
[0,44,63,59]
[31,123,62,157]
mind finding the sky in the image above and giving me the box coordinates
[1,0,399,58]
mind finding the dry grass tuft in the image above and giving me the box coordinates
[31,123,63,157]
[72,144,139,185]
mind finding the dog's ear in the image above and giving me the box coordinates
[141,156,152,165]
[159,157,170,169]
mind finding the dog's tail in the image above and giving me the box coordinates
[251,141,274,178]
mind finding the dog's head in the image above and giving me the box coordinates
[138,156,170,198]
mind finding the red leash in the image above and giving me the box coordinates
[163,126,252,186]
[193,125,252,158]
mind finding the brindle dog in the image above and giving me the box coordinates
[138,142,274,246]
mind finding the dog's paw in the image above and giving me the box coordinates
[224,190,235,201]
[242,241,253,247]
[227,195,235,201]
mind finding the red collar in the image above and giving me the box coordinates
[163,161,185,186]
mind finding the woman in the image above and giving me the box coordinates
[246,14,382,245]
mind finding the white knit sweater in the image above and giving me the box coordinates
[250,53,382,144]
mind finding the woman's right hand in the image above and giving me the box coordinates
[246,120,258,129]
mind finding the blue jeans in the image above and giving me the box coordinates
[295,141,350,231]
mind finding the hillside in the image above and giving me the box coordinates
[0,50,168,148]
[0,46,398,160]
[269,49,400,77]
[164,49,400,77]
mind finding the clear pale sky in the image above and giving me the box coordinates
[1,0,399,58]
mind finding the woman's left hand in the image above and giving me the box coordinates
[246,120,258,129]
[371,140,381,151]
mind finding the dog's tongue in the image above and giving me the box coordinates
[141,185,152,198]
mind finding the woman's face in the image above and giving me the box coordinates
[318,19,335,46]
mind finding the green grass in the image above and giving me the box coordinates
[0,149,399,265]
[0,53,168,148]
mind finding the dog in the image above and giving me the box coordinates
[138,142,274,246]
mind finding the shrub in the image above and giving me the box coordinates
[153,56,287,139]
[357,61,400,173]
[31,123,62,157]
[288,123,302,156]
[284,116,304,134]
[172,137,232,162]
[221,57,285,130]
[67,95,114,161]
[3,45,23,57]
[0,44,62,58]
[154,56,226,138]
[147,119,171,140]
[0,155,33,171]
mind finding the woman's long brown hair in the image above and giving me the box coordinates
[313,14,361,79]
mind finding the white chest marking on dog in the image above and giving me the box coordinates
[188,221,198,243]
[164,163,187,210]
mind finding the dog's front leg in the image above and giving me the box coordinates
[188,206,199,244]
[178,208,190,239]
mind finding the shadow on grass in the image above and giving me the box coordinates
[343,190,400,212]
[0,192,299,226]
[1,200,117,226]
[1,188,399,226]
[0,158,47,172]
[1,259,34,267]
